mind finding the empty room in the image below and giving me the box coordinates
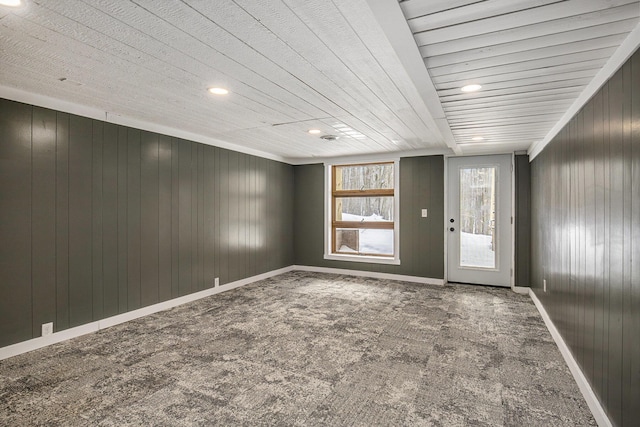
[0,0,638,426]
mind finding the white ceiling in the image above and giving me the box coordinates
[0,0,638,163]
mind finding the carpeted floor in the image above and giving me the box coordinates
[0,271,595,426]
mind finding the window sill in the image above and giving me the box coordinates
[323,253,400,265]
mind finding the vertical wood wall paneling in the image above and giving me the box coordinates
[265,158,274,273]
[55,111,70,331]
[530,49,640,427]
[91,120,104,321]
[247,155,255,277]
[431,157,445,276]
[117,126,129,313]
[0,101,33,346]
[198,143,205,290]
[127,129,142,310]
[592,87,606,400]
[583,97,596,386]
[601,82,611,409]
[271,159,280,272]
[158,135,172,301]
[178,139,192,296]
[257,157,268,275]
[400,157,414,274]
[228,151,239,282]
[628,50,640,426]
[514,155,531,288]
[31,106,57,337]
[417,157,430,277]
[292,163,320,266]
[0,98,296,349]
[170,137,180,299]
[284,161,295,268]
[190,142,198,292]
[140,131,160,306]
[203,145,215,288]
[237,153,246,280]
[213,147,221,285]
[218,148,229,285]
[577,108,585,375]
[607,66,623,424]
[102,123,119,317]
[68,115,93,327]
[620,56,635,427]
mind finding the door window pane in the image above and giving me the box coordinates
[459,167,496,269]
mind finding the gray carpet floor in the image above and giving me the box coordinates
[0,271,595,426]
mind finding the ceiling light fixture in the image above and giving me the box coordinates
[472,136,485,141]
[0,0,21,6]
[461,84,482,93]
[308,129,321,134]
[320,135,339,141]
[208,87,229,95]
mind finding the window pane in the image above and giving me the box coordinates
[334,163,393,191]
[334,196,393,221]
[335,228,393,255]
[459,167,496,269]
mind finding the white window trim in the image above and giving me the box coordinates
[323,159,400,265]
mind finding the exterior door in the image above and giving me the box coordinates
[447,155,512,287]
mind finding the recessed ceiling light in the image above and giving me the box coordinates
[461,84,482,93]
[0,0,21,6]
[472,136,485,141]
[308,129,321,134]
[208,87,229,95]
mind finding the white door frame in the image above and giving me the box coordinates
[444,154,515,287]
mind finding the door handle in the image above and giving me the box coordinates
[449,227,455,232]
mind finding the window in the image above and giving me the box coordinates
[325,161,400,264]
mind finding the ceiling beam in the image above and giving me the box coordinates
[364,0,460,155]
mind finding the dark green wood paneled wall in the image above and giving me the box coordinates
[293,156,444,278]
[0,98,294,348]
[530,49,639,427]
[515,154,531,288]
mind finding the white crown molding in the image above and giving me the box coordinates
[0,85,288,164]
[529,289,612,427]
[529,22,640,161]
[286,147,452,165]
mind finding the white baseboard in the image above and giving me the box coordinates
[0,266,294,361]
[528,289,612,427]
[512,286,530,295]
[292,265,444,285]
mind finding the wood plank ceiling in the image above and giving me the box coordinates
[0,0,638,160]
[0,0,446,161]
[399,0,640,153]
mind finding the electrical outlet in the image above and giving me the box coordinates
[214,277,220,287]
[543,279,547,293]
[421,209,428,218]
[42,322,53,337]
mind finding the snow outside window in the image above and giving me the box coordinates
[324,161,400,265]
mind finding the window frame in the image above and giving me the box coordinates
[324,159,400,265]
